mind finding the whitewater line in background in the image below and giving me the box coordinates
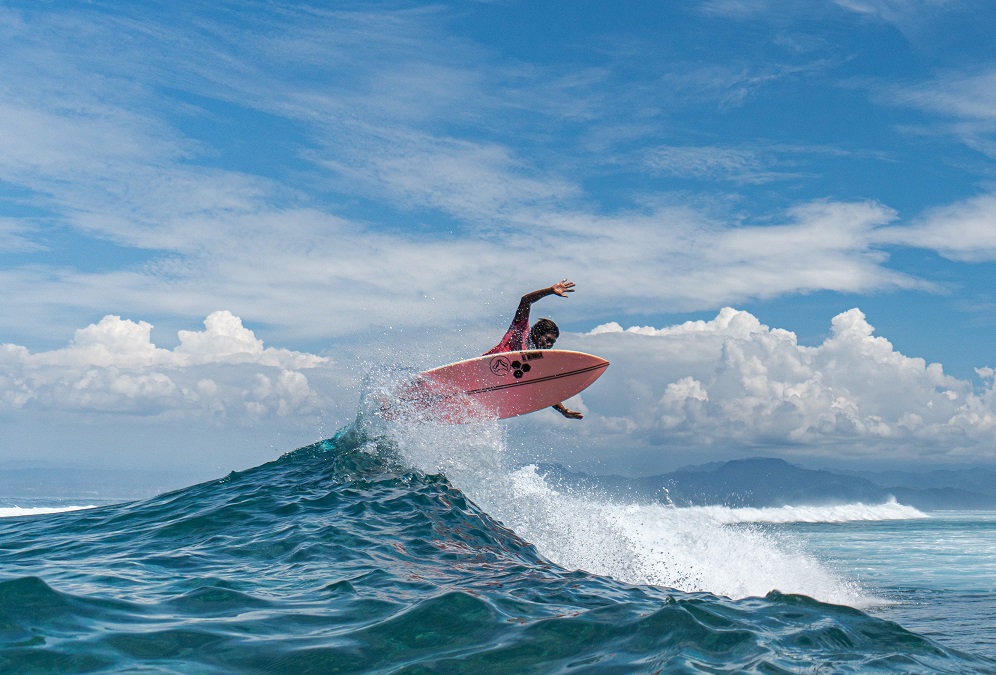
[0,505,96,518]
[670,498,928,525]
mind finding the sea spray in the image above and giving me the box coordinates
[357,394,873,606]
[501,464,871,606]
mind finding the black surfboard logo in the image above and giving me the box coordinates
[490,355,533,378]
[490,356,512,376]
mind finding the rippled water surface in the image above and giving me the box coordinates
[0,417,993,673]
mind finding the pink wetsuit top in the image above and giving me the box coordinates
[484,314,531,355]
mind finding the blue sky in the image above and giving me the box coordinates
[2,0,996,479]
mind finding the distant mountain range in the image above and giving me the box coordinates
[8,458,995,511]
[535,458,996,511]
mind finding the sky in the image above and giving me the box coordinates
[3,0,996,482]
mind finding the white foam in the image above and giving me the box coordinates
[0,505,95,518]
[496,465,872,606]
[682,499,928,525]
[373,408,877,608]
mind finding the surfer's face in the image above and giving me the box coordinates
[534,331,557,349]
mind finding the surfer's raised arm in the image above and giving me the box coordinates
[484,279,584,420]
[512,279,576,325]
[486,279,575,356]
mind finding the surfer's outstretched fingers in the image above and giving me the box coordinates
[553,279,575,296]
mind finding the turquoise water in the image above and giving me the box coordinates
[0,415,993,672]
[781,513,996,660]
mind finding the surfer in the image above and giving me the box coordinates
[485,279,584,419]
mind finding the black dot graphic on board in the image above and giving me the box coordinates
[521,364,531,372]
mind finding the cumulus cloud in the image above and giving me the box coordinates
[0,311,329,417]
[5,305,996,469]
[558,307,996,465]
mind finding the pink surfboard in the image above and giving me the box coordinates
[389,350,609,423]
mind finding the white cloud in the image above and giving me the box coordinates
[544,306,996,466]
[894,69,996,121]
[3,306,996,470]
[642,143,854,185]
[0,0,971,351]
[886,68,996,156]
[834,0,960,37]
[0,219,43,252]
[174,311,326,368]
[699,0,776,18]
[320,134,580,224]
[0,311,329,416]
[659,62,825,111]
[0,194,933,346]
[643,145,767,181]
[551,198,909,308]
[877,192,996,261]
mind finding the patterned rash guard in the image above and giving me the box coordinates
[484,313,532,355]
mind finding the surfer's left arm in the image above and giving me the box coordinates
[552,403,583,419]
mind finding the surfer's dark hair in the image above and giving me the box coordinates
[531,318,559,339]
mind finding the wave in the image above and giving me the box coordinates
[503,464,873,606]
[0,417,987,673]
[362,406,870,605]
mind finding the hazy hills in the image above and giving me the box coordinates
[536,458,996,510]
[6,456,996,511]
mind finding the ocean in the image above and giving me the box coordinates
[1,409,994,673]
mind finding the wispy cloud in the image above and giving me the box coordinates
[0,0,985,358]
[833,0,961,38]
[0,219,44,253]
[886,68,996,156]
[878,192,996,261]
[658,61,835,111]
[699,0,777,18]
[642,144,822,184]
[701,0,963,40]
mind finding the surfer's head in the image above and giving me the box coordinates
[531,318,559,349]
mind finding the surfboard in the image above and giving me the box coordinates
[388,350,609,423]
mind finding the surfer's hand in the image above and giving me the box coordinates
[553,403,583,419]
[551,279,575,297]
